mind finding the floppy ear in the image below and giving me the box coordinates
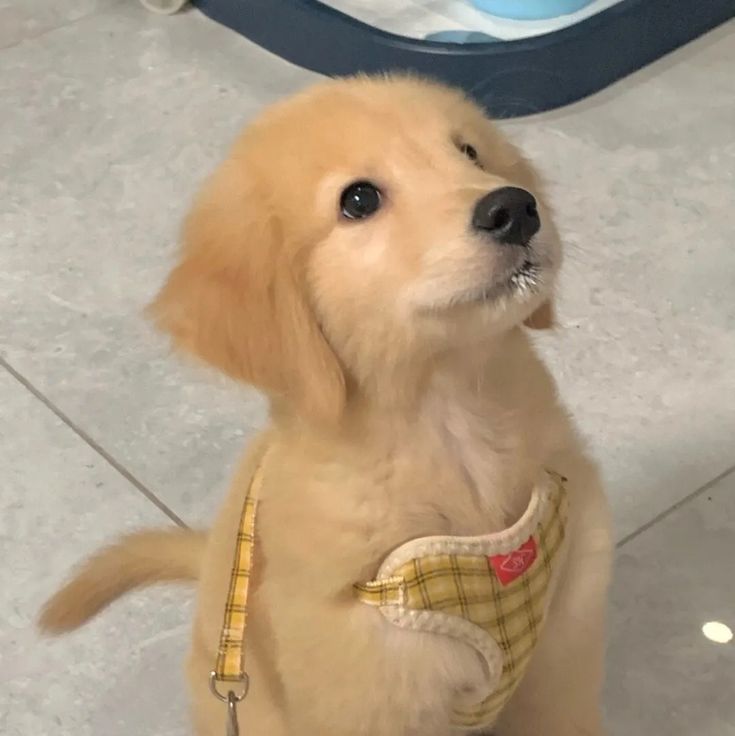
[523,300,555,330]
[149,166,346,425]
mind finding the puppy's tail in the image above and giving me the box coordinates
[39,528,206,635]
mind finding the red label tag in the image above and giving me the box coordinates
[489,537,537,586]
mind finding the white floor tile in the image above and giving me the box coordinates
[0,366,191,736]
[606,470,735,735]
[0,0,121,49]
[0,3,303,523]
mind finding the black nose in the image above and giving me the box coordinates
[472,187,540,246]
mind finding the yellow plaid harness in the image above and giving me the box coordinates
[212,459,567,734]
[355,472,568,729]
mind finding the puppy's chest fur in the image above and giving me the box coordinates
[262,359,568,600]
[360,391,549,549]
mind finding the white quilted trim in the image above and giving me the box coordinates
[375,472,557,579]
[379,607,504,704]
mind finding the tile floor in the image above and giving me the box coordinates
[0,2,733,734]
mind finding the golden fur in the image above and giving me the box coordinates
[41,76,612,736]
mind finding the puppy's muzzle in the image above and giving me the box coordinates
[472,187,540,247]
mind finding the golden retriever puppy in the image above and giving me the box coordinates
[41,76,612,736]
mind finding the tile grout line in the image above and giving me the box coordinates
[0,356,188,529]
[616,462,735,549]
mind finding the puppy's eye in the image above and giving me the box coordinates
[340,181,382,220]
[460,143,479,162]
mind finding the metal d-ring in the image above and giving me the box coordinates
[210,672,249,736]
[209,671,250,702]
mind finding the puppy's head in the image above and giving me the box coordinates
[151,77,561,423]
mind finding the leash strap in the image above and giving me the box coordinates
[210,461,267,734]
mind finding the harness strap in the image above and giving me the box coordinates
[210,457,268,732]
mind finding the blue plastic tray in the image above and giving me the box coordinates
[192,0,734,118]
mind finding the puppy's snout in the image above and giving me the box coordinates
[472,187,540,246]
